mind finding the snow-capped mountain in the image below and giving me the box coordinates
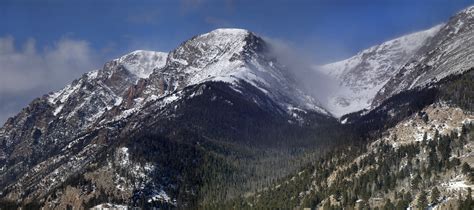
[141,28,328,114]
[374,6,474,106]
[1,50,168,150]
[0,50,169,204]
[319,5,474,117]
[0,28,333,208]
[0,29,329,162]
[319,24,442,116]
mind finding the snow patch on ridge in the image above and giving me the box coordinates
[118,50,168,79]
[91,203,128,210]
[47,80,84,105]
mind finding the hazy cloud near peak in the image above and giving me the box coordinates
[0,36,101,124]
[263,36,339,107]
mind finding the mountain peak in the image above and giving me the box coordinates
[458,5,474,15]
[184,28,252,49]
[180,28,257,52]
[144,28,327,114]
[204,28,250,36]
[165,28,255,77]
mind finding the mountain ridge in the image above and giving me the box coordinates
[319,24,443,117]
[372,5,474,106]
[0,28,337,208]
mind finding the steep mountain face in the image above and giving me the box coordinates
[0,50,167,188]
[229,66,474,210]
[319,5,474,117]
[0,50,169,207]
[0,29,336,209]
[373,6,474,106]
[138,29,327,115]
[320,25,442,116]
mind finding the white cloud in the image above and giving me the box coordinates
[0,36,101,124]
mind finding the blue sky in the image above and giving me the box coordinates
[2,0,473,62]
[0,0,473,124]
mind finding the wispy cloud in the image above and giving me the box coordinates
[0,36,101,124]
[263,36,339,106]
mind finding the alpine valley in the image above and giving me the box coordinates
[1,6,474,210]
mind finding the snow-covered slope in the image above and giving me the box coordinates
[118,50,168,78]
[374,6,474,106]
[44,50,168,128]
[320,5,474,116]
[319,25,442,117]
[141,28,328,115]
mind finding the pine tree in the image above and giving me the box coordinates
[437,136,452,165]
[404,191,412,202]
[427,140,439,171]
[467,188,473,207]
[322,199,331,210]
[430,187,440,204]
[395,199,409,210]
[411,174,422,190]
[459,188,474,210]
[383,198,395,210]
[462,162,471,174]
[417,191,427,210]
[422,132,428,147]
